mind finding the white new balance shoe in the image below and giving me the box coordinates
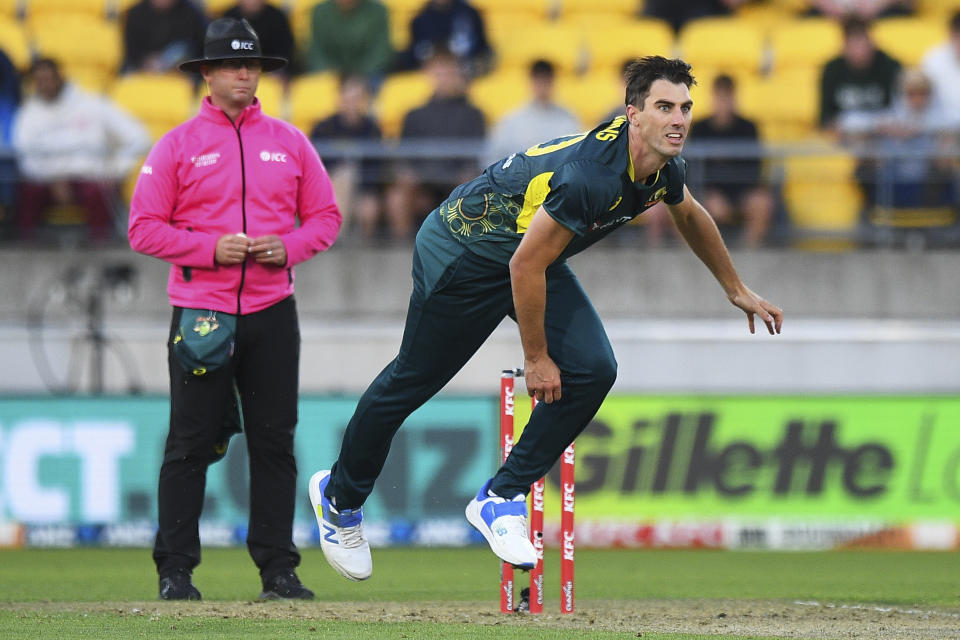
[308,470,372,581]
[465,479,537,568]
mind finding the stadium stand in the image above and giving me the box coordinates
[468,67,528,125]
[288,71,339,135]
[29,15,122,92]
[0,16,30,70]
[373,70,434,138]
[109,72,195,141]
[783,151,864,250]
[489,21,583,73]
[581,18,674,72]
[871,16,947,67]
[23,0,110,21]
[769,17,843,73]
[678,16,766,77]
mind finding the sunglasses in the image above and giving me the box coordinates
[217,59,262,71]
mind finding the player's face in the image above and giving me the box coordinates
[202,59,261,111]
[631,79,692,158]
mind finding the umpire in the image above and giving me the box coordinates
[129,18,342,600]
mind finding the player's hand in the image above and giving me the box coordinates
[524,355,562,404]
[729,286,783,335]
[215,233,252,265]
[249,235,287,266]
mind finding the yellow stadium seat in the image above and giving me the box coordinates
[560,0,640,19]
[203,0,236,16]
[493,22,584,73]
[485,9,544,49]
[686,66,758,120]
[0,16,30,70]
[382,0,428,11]
[25,0,110,21]
[871,17,947,67]
[255,73,286,119]
[0,0,18,18]
[916,0,960,18]
[389,7,416,51]
[770,18,842,73]
[289,0,320,50]
[472,0,552,18]
[63,64,113,92]
[374,70,433,138]
[678,16,766,76]
[469,68,528,124]
[737,69,820,141]
[113,0,141,17]
[783,150,863,249]
[555,70,622,126]
[735,1,802,37]
[30,15,122,76]
[581,18,674,71]
[288,71,339,135]
[111,72,196,140]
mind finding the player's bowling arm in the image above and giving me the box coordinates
[668,187,782,335]
[509,208,574,403]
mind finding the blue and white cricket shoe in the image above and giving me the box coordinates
[308,470,372,581]
[465,479,537,569]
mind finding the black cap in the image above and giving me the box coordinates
[178,17,287,73]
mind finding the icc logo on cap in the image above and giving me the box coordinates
[231,39,254,51]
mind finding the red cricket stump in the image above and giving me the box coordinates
[499,369,575,614]
[499,370,515,614]
[560,443,576,614]
[529,395,545,614]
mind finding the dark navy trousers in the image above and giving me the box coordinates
[154,296,302,580]
[327,230,617,508]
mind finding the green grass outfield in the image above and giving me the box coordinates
[1,548,959,639]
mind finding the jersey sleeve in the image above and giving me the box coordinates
[541,160,622,236]
[663,156,687,205]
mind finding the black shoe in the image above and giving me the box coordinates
[159,568,201,601]
[259,570,315,601]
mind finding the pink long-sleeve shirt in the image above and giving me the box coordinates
[129,97,341,315]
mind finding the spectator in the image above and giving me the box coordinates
[311,76,385,241]
[12,58,150,242]
[921,11,960,114]
[385,47,485,240]
[122,0,207,73]
[224,0,296,76]
[687,75,774,248]
[484,59,581,167]
[0,48,19,235]
[851,68,958,210]
[805,0,913,20]
[397,0,493,76]
[306,0,392,80]
[643,0,748,33]
[819,18,901,134]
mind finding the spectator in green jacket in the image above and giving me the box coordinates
[307,0,393,80]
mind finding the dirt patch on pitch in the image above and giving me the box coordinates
[6,599,960,639]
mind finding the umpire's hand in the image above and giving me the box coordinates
[215,233,252,265]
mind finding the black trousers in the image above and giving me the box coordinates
[327,228,617,509]
[153,296,302,580]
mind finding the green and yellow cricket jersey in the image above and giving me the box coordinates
[427,115,687,266]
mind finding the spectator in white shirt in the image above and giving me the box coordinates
[921,11,960,114]
[484,59,581,167]
[12,58,150,242]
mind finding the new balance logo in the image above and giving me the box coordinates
[323,524,339,545]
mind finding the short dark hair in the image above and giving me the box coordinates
[842,17,871,39]
[712,74,735,93]
[624,56,695,109]
[530,59,554,79]
[29,57,60,76]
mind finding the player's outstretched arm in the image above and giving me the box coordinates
[667,186,783,335]
[509,207,575,403]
